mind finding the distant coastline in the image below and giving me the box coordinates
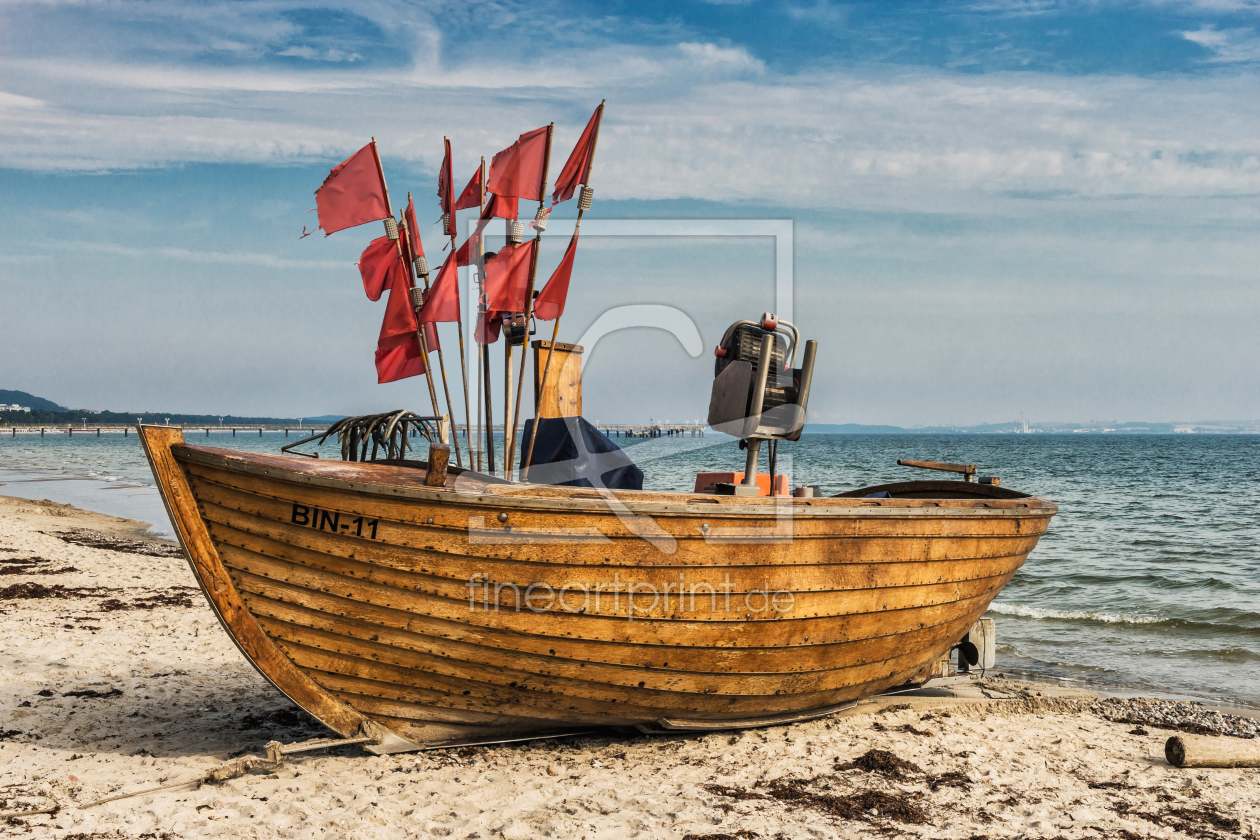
[3,389,1256,434]
[803,421,1260,435]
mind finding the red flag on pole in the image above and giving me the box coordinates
[534,233,578,321]
[418,258,461,324]
[475,311,504,345]
[481,191,518,220]
[357,236,395,301]
[437,138,454,232]
[378,261,419,341]
[404,196,424,264]
[454,234,477,268]
[454,163,483,211]
[453,192,519,267]
[375,333,425,383]
[483,241,536,314]
[552,104,603,207]
[313,143,390,236]
[487,126,549,202]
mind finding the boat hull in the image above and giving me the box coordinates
[139,426,1055,750]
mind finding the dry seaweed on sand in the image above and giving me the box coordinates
[0,582,104,601]
[98,586,198,611]
[706,777,931,826]
[40,528,182,558]
[61,687,123,699]
[834,748,970,791]
[835,749,922,780]
[1109,798,1243,840]
[0,557,78,576]
[681,832,760,840]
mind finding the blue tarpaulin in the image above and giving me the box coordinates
[519,417,644,491]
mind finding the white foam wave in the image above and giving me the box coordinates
[987,602,1165,625]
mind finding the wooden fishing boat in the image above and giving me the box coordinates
[139,425,1056,753]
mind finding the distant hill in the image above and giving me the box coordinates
[0,390,68,412]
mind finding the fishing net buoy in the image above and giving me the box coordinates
[384,217,399,240]
[506,220,524,245]
[411,288,425,308]
[533,206,550,232]
[414,255,428,276]
[442,212,452,236]
[578,186,594,211]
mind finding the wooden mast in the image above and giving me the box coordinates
[402,190,459,467]
[522,103,604,482]
[442,137,475,470]
[370,139,442,423]
[505,123,554,479]
[477,157,494,475]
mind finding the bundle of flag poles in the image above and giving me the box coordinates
[304,101,605,482]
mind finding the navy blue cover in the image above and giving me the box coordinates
[519,417,644,491]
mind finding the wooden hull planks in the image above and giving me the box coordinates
[139,427,1055,751]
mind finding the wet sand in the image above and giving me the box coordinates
[2,494,1257,839]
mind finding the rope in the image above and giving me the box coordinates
[0,735,372,820]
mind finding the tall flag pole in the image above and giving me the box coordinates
[369,138,443,423]
[477,157,495,476]
[402,192,462,467]
[444,139,476,470]
[522,102,604,482]
[506,123,555,479]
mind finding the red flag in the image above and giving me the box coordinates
[357,236,395,301]
[375,333,424,383]
[454,163,483,211]
[483,240,536,314]
[455,234,477,267]
[314,143,389,236]
[379,261,418,342]
[475,310,504,345]
[552,103,603,207]
[404,195,424,264]
[419,258,461,324]
[487,126,549,202]
[481,191,518,220]
[534,233,578,321]
[453,192,518,267]
[437,138,454,226]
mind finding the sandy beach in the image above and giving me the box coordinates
[2,493,1257,840]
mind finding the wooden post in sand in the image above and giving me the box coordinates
[1166,735,1260,768]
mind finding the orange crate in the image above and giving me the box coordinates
[693,471,789,497]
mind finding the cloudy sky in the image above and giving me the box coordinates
[1,0,1258,426]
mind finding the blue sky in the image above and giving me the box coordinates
[1,0,1258,425]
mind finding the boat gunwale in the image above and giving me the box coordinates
[174,444,1058,518]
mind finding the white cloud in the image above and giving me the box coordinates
[276,46,363,62]
[1182,25,1260,62]
[676,41,764,71]
[2,0,1260,219]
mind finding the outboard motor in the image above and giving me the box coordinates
[707,313,817,495]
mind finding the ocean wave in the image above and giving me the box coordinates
[987,603,1165,625]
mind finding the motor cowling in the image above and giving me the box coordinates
[707,315,816,442]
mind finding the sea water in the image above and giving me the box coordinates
[2,430,1257,708]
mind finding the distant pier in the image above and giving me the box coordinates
[598,424,706,439]
[4,423,708,440]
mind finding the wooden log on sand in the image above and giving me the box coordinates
[1166,735,1260,768]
